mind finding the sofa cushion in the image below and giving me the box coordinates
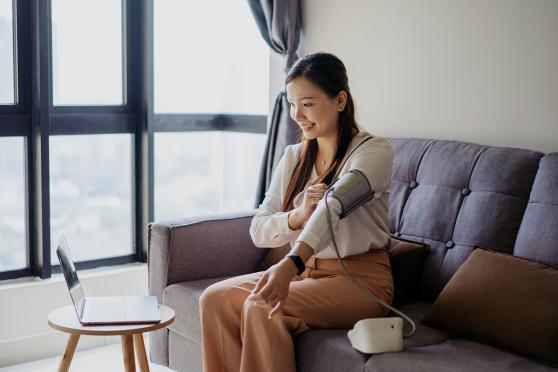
[163,277,448,371]
[388,236,429,307]
[294,300,449,372]
[514,153,558,267]
[396,301,449,348]
[388,139,544,300]
[168,330,203,372]
[422,248,558,365]
[365,338,557,372]
[294,329,370,372]
[163,276,233,345]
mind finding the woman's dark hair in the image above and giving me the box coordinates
[281,52,361,212]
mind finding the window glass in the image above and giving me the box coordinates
[155,132,266,220]
[51,0,123,105]
[0,137,26,271]
[0,0,15,104]
[50,134,133,263]
[154,0,269,114]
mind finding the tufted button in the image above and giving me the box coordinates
[446,240,455,248]
[409,181,418,189]
[393,232,401,237]
[462,188,471,196]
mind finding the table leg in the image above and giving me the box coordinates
[121,334,136,372]
[58,333,80,372]
[133,333,150,372]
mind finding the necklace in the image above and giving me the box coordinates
[317,155,328,165]
[317,150,332,166]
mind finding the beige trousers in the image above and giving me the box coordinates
[199,249,394,372]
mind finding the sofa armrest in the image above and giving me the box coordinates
[148,209,268,302]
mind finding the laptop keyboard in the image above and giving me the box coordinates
[88,298,126,321]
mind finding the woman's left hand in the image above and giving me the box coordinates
[249,258,298,318]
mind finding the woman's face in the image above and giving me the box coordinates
[286,77,346,140]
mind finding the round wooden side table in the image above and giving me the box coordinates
[48,304,175,372]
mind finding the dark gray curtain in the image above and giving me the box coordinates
[248,0,302,207]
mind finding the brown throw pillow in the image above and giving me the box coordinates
[388,236,429,307]
[422,248,558,365]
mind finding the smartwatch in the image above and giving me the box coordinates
[287,254,306,276]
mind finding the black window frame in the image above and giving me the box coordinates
[0,0,267,281]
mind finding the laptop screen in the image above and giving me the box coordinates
[56,235,85,318]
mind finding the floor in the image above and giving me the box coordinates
[0,336,175,372]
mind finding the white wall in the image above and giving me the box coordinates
[271,0,558,153]
[0,264,148,367]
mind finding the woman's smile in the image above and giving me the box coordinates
[301,122,316,131]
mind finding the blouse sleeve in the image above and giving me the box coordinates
[249,146,302,248]
[295,140,394,254]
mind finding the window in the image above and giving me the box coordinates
[0,0,15,104]
[0,137,26,271]
[51,0,124,105]
[49,134,133,262]
[153,0,268,220]
[155,131,266,221]
[154,0,269,114]
[1,0,269,280]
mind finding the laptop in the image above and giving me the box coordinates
[56,235,161,325]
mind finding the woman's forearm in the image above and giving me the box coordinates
[287,208,305,230]
[289,241,314,263]
[277,240,315,276]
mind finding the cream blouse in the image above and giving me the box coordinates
[249,131,394,259]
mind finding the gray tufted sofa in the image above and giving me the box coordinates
[148,138,558,372]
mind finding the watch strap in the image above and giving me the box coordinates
[287,254,306,276]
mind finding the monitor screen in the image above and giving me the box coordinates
[56,235,85,318]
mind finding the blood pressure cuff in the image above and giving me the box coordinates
[327,169,375,219]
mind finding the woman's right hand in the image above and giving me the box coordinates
[297,183,328,224]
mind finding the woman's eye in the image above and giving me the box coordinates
[288,102,312,108]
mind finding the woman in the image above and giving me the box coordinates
[199,52,394,372]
